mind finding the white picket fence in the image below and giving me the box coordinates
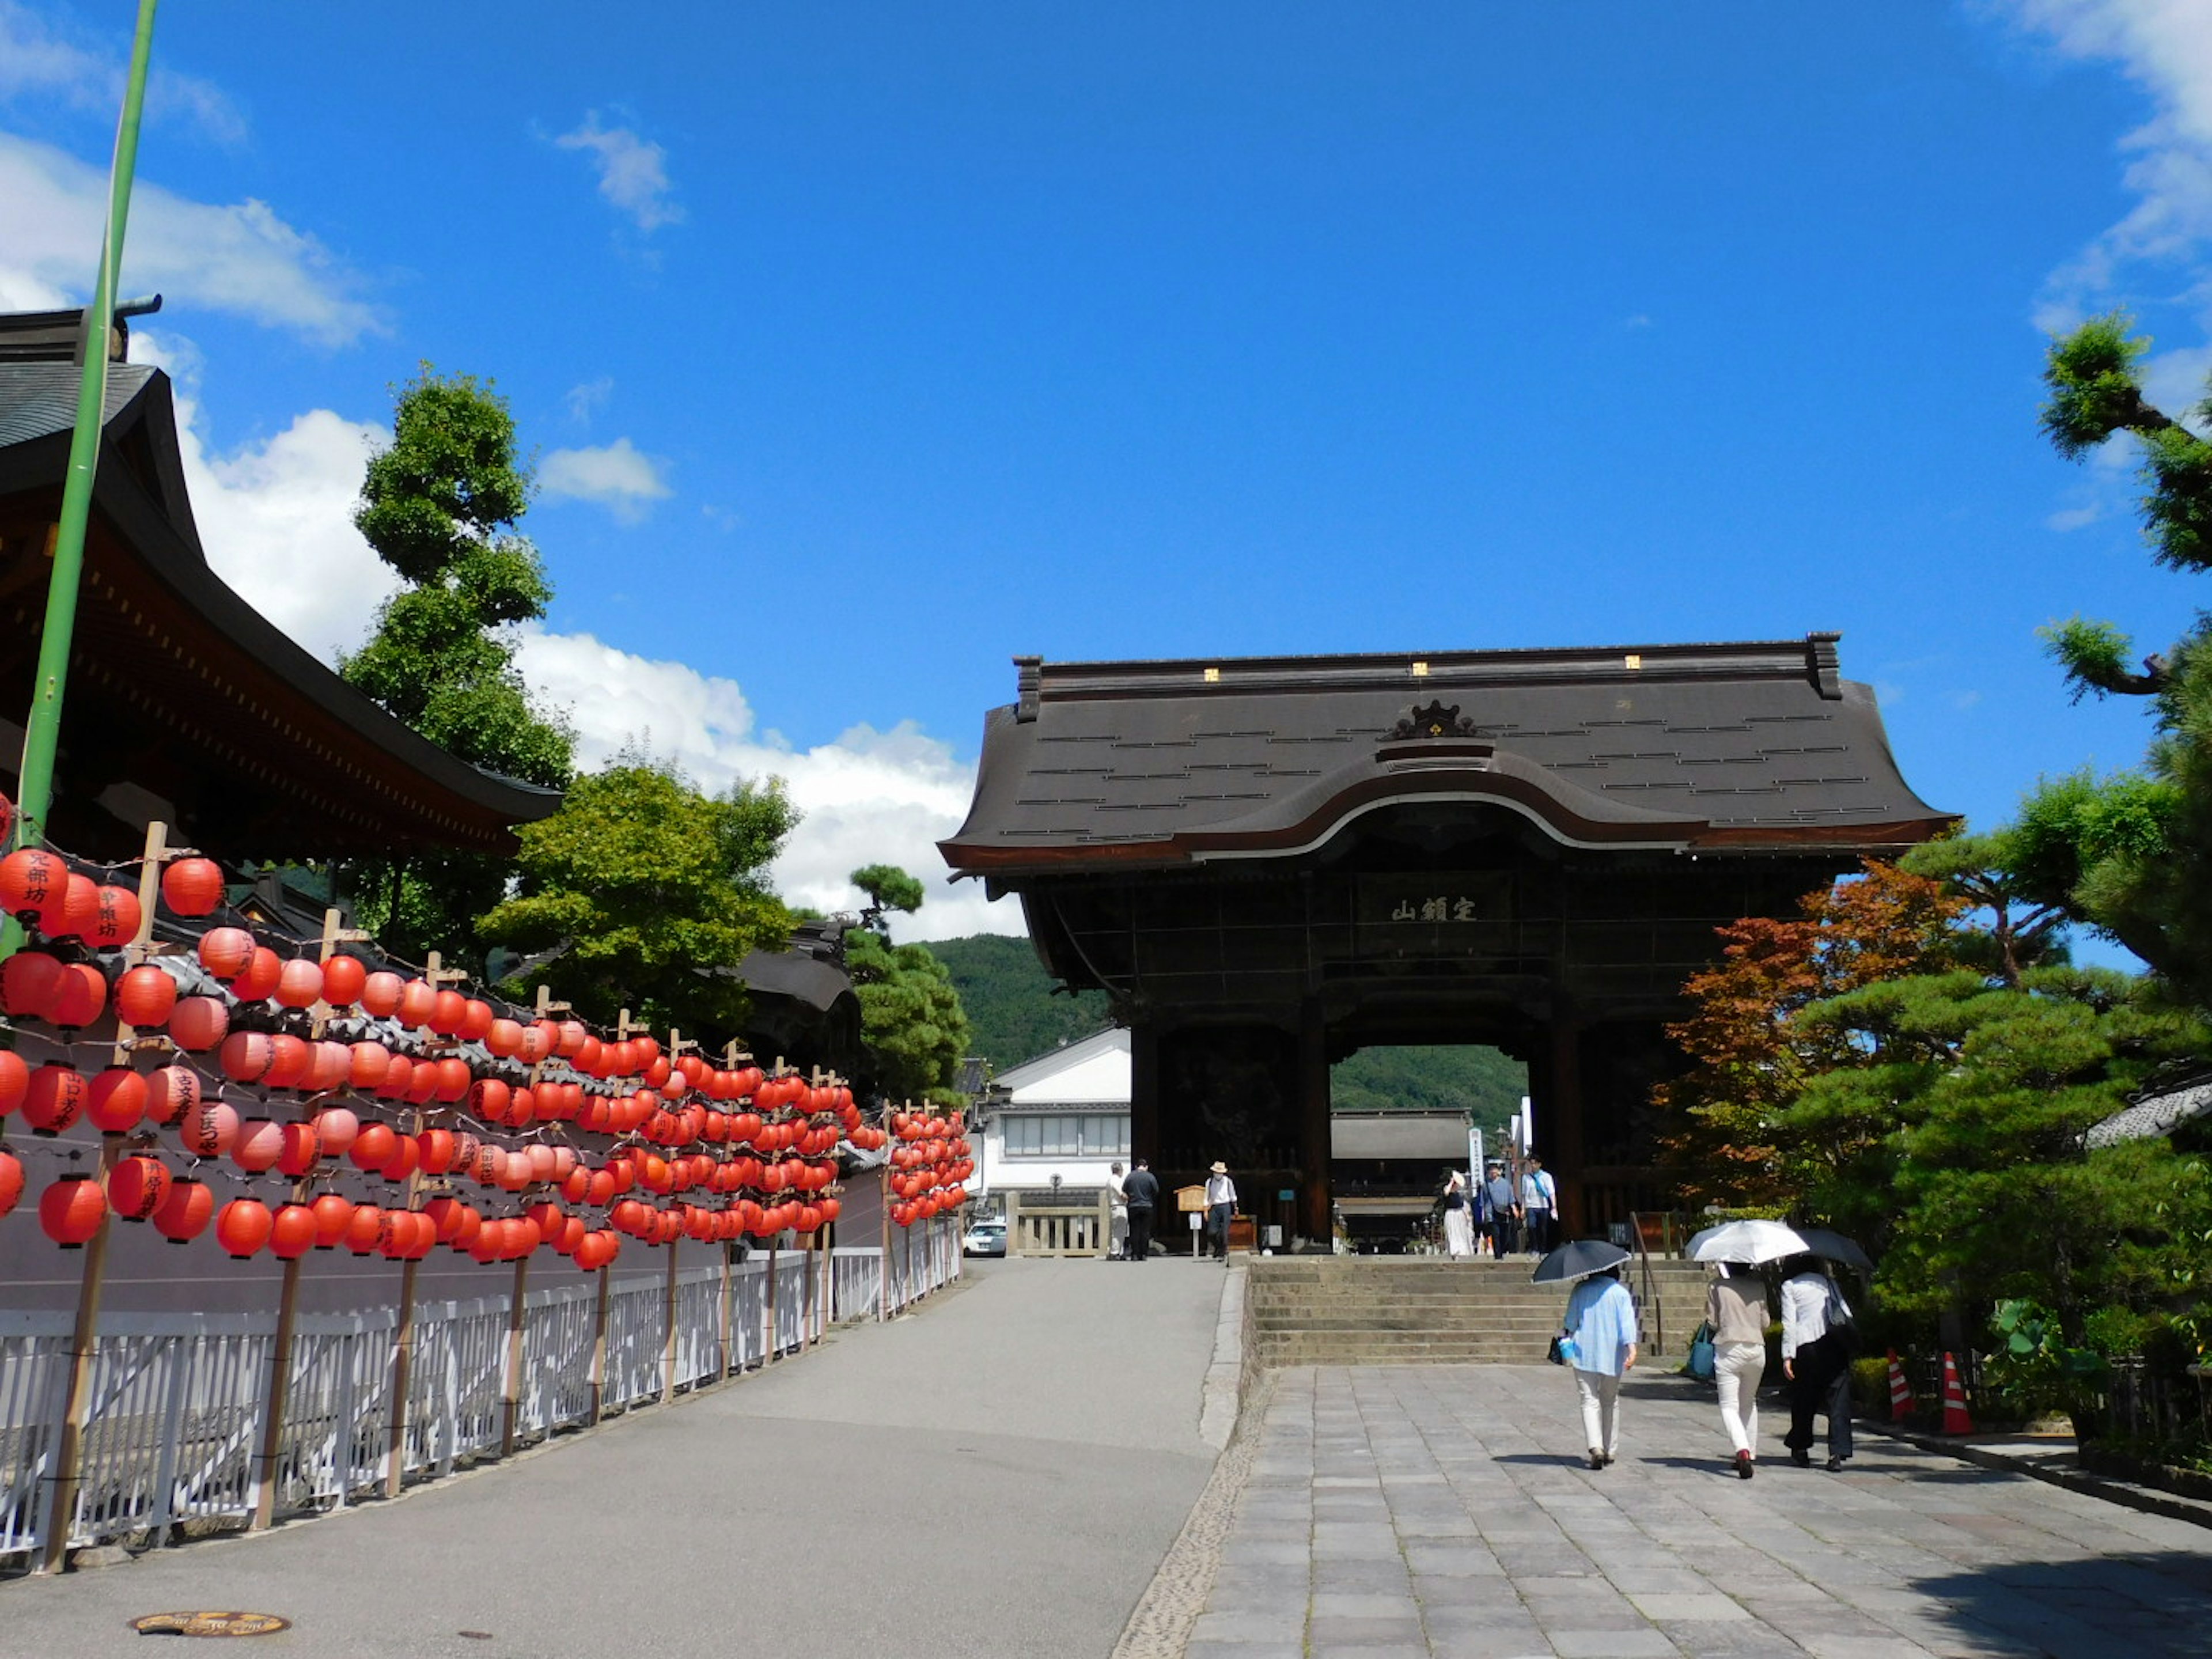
[0,1219,962,1563]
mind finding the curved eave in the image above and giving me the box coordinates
[0,371,561,856]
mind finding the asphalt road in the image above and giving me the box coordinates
[0,1254,1230,1659]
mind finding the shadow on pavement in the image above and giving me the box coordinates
[1903,1548,2212,1656]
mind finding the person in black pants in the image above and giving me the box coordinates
[1122,1158,1160,1262]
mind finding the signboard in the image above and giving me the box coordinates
[1014,1188,1102,1207]
[1355,873,1516,958]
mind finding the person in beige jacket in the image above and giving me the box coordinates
[1706,1263,1772,1478]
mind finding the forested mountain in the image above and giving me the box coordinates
[921,934,1527,1128]
[920,935,1113,1072]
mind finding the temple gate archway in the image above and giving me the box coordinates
[941,635,1949,1245]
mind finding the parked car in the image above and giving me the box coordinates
[962,1218,1008,1257]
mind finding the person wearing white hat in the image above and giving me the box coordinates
[1203,1161,1237,1260]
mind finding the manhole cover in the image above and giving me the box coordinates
[130,1611,291,1638]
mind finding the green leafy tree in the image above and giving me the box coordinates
[2028,315,2212,1001]
[477,759,795,1037]
[1797,965,2206,1334]
[843,865,972,1107]
[341,368,574,960]
[919,934,1112,1070]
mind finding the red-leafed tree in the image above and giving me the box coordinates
[1656,859,1964,1213]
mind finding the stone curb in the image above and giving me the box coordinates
[1859,1416,2212,1533]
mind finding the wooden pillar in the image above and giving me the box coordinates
[385,1253,418,1499]
[251,1253,305,1530]
[586,1265,611,1426]
[659,1238,679,1404]
[1128,1021,1161,1164]
[1546,1017,1586,1237]
[500,1253,530,1453]
[1296,1001,1330,1248]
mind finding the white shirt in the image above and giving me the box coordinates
[1205,1173,1236,1206]
[1781,1272,1846,1358]
[1520,1170,1555,1210]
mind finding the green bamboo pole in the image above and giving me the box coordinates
[14,0,160,851]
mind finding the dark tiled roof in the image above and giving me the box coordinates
[0,362,156,450]
[942,636,1949,875]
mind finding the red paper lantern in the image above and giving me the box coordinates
[263,1035,311,1090]
[151,1177,214,1243]
[0,948,62,1018]
[219,1030,275,1086]
[85,1066,148,1134]
[276,1122,321,1178]
[274,957,324,1010]
[231,1118,285,1174]
[144,1064,200,1126]
[230,947,281,1003]
[0,1149,21,1217]
[168,995,229,1051]
[46,963,106,1029]
[458,999,494,1041]
[46,872,101,940]
[0,847,64,924]
[21,1062,86,1134]
[347,1041,392,1090]
[89,883,141,947]
[198,926,257,980]
[215,1197,274,1259]
[310,1193,354,1248]
[464,1077,511,1123]
[270,1202,317,1260]
[343,1203,385,1253]
[305,1041,351,1094]
[417,1127,456,1175]
[160,857,226,918]
[319,954,366,1007]
[360,970,404,1017]
[484,1017,524,1058]
[396,978,437,1028]
[349,1121,398,1171]
[378,1134,420,1183]
[178,1096,241,1157]
[40,1174,107,1246]
[107,1154,172,1221]
[115,964,178,1028]
[428,989,468,1035]
[309,1105,359,1158]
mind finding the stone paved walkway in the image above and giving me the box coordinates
[1187,1365,2212,1659]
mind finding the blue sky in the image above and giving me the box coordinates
[3,1,2210,942]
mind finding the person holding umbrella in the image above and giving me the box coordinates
[1537,1240,1639,1469]
[1706,1262,1771,1478]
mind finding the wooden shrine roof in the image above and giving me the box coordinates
[941,636,1951,879]
[0,351,560,860]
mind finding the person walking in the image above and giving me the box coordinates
[1122,1158,1160,1263]
[1203,1161,1237,1260]
[1481,1158,1519,1257]
[1440,1171,1475,1257]
[1707,1262,1771,1478]
[1562,1265,1639,1469]
[1781,1255,1856,1469]
[1520,1156,1557,1256]
[1107,1162,1129,1260]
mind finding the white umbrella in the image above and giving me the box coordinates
[1687,1218,1813,1264]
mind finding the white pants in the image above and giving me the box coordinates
[1110,1210,1128,1257]
[1714,1341,1764,1456]
[1574,1368,1623,1457]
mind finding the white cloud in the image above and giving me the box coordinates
[563,376,613,424]
[554,112,683,232]
[0,0,246,145]
[512,626,1025,941]
[134,331,397,665]
[1996,3,2212,340]
[0,132,381,343]
[539,437,672,520]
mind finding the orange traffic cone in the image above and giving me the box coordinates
[1887,1349,1915,1421]
[1940,1350,1974,1434]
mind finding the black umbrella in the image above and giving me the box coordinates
[1531,1239,1631,1283]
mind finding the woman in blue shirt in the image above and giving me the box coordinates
[1562,1266,1639,1469]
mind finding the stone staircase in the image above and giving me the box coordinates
[1244,1256,1709,1369]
